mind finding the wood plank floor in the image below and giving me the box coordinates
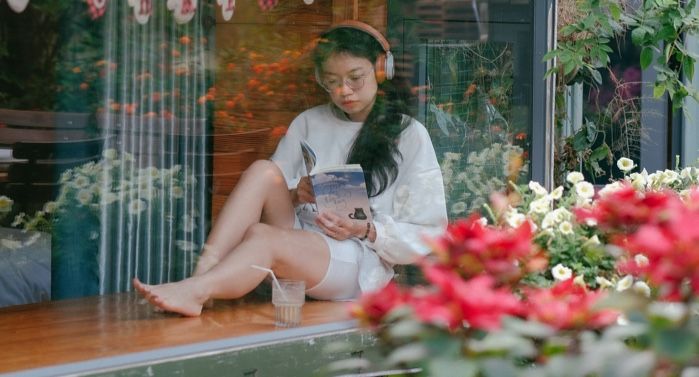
[0,293,353,374]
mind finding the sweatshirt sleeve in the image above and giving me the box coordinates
[365,120,448,265]
[270,116,305,189]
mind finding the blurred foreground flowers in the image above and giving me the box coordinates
[336,160,699,377]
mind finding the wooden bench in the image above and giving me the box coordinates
[0,293,374,376]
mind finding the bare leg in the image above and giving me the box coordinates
[193,160,296,277]
[134,223,331,316]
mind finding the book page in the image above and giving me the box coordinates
[299,140,316,176]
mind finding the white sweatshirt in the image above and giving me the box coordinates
[271,103,448,292]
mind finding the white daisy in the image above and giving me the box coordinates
[528,181,548,197]
[558,221,574,235]
[552,263,572,281]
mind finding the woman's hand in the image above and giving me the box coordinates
[292,176,315,206]
[315,211,364,241]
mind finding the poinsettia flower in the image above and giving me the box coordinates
[350,282,406,327]
[525,279,619,330]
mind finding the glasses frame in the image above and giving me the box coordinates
[318,69,373,93]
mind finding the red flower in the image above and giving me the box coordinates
[431,214,541,284]
[525,279,619,330]
[421,264,523,331]
[350,282,406,327]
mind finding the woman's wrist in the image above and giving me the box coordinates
[358,221,373,241]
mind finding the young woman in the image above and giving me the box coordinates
[134,21,447,316]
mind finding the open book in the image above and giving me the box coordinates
[300,140,372,227]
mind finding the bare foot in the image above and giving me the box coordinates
[132,277,208,317]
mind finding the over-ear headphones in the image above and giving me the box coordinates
[315,20,394,85]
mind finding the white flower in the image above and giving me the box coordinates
[476,217,488,226]
[528,181,548,197]
[102,148,118,160]
[528,197,551,215]
[77,189,94,206]
[11,213,25,227]
[573,275,586,287]
[73,175,91,189]
[647,302,687,322]
[566,171,585,185]
[182,215,197,233]
[575,181,595,199]
[584,235,601,246]
[597,181,623,197]
[43,201,58,213]
[616,275,634,291]
[634,254,649,267]
[505,210,526,228]
[175,240,198,252]
[550,186,563,200]
[540,211,558,229]
[552,263,572,281]
[451,201,467,214]
[595,276,613,289]
[661,170,679,186]
[0,196,13,213]
[558,221,574,235]
[444,152,461,161]
[628,170,648,190]
[632,281,651,297]
[617,157,636,173]
[101,192,119,205]
[172,186,184,199]
[128,199,147,215]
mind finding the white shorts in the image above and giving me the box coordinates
[293,213,362,301]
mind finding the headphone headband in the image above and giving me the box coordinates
[320,20,394,83]
[324,20,391,54]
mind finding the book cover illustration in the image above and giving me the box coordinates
[299,141,372,226]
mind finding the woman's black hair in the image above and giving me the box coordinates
[311,27,411,197]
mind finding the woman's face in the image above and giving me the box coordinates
[319,53,378,122]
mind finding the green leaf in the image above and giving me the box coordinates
[653,328,698,362]
[631,26,647,45]
[428,359,478,377]
[653,83,667,98]
[683,55,696,78]
[590,69,603,85]
[640,47,654,69]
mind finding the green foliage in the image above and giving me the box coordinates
[544,0,626,85]
[627,0,699,109]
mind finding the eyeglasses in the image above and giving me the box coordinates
[319,70,370,92]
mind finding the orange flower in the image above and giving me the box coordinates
[244,112,253,119]
[179,35,191,45]
[79,82,89,90]
[225,100,235,109]
[226,63,236,72]
[197,95,207,105]
[110,102,121,111]
[463,83,477,98]
[172,49,181,58]
[271,125,287,138]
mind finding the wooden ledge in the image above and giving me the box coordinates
[0,293,356,376]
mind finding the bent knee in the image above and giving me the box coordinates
[243,160,287,186]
